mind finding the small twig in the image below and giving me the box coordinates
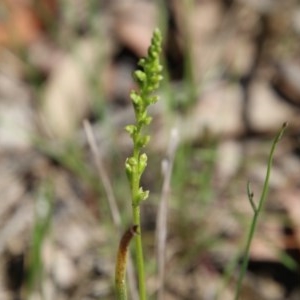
[83,120,121,227]
[83,120,138,300]
[156,128,179,300]
[115,225,139,300]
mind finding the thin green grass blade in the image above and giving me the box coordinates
[234,122,287,300]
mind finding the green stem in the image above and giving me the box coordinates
[234,122,287,300]
[133,206,147,300]
[131,150,147,300]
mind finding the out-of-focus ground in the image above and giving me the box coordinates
[0,0,300,299]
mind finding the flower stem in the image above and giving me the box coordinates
[133,206,146,300]
[131,148,147,299]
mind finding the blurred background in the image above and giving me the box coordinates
[0,0,300,299]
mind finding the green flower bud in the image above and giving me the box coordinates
[134,70,146,84]
[130,90,142,105]
[125,125,137,138]
[136,187,149,203]
[137,135,150,148]
[128,157,138,166]
[125,158,133,181]
[139,153,148,174]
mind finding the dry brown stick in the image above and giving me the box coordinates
[83,119,138,300]
[83,120,121,227]
[156,128,179,300]
[115,225,139,299]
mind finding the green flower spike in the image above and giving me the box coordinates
[115,28,163,300]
